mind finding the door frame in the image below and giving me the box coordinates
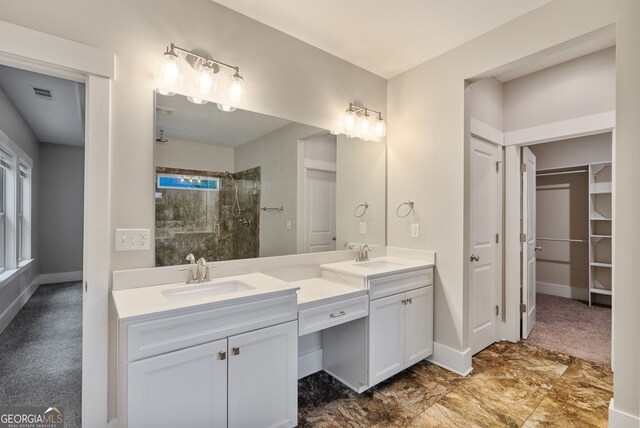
[0,20,114,426]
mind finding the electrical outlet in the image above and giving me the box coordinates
[411,223,420,238]
[359,222,367,235]
[115,229,151,251]
[286,219,292,230]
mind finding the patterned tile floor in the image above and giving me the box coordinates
[298,341,612,427]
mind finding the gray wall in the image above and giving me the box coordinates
[38,142,84,274]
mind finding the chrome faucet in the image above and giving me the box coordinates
[356,244,372,262]
[179,254,197,284]
[196,257,215,282]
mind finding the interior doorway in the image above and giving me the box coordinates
[466,35,615,368]
[0,63,86,427]
[0,21,113,426]
[521,134,613,366]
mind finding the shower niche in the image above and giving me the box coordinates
[155,167,261,266]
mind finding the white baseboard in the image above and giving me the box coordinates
[298,348,323,379]
[39,270,83,285]
[537,282,589,301]
[0,275,40,334]
[427,342,472,376]
[609,399,640,428]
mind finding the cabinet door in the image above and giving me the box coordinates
[128,338,227,428]
[404,286,433,367]
[368,293,405,387]
[228,321,298,428]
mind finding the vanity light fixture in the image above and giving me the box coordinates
[157,43,246,107]
[337,103,387,139]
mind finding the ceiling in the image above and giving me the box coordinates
[155,94,291,147]
[0,65,85,147]
[213,0,553,78]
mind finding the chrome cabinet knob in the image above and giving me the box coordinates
[470,254,480,262]
[535,246,542,252]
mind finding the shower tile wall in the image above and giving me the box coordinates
[155,166,261,266]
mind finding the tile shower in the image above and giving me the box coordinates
[155,166,261,266]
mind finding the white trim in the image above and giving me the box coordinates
[427,342,472,376]
[0,273,39,334]
[470,118,504,146]
[608,399,640,428]
[536,282,589,301]
[503,145,521,343]
[0,258,33,290]
[40,270,83,285]
[0,21,115,427]
[298,348,323,379]
[0,20,114,79]
[303,158,337,172]
[504,111,615,146]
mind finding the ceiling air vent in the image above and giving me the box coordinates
[32,86,55,100]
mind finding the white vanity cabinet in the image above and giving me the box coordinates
[128,338,229,428]
[117,289,299,428]
[368,268,433,387]
[127,322,297,428]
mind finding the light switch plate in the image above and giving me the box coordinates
[359,222,367,235]
[411,223,420,238]
[115,229,151,251]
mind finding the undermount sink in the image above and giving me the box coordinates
[353,260,405,270]
[162,280,255,302]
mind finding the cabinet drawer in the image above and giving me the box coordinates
[298,295,368,336]
[127,293,297,361]
[368,268,433,300]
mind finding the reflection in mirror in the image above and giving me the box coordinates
[154,93,385,266]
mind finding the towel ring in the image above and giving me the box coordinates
[354,202,369,218]
[396,200,414,218]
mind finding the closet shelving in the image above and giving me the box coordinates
[588,161,612,305]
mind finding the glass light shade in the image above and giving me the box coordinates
[157,52,181,89]
[226,73,245,104]
[155,88,175,96]
[343,110,357,132]
[217,103,236,112]
[359,113,375,137]
[187,96,208,105]
[195,64,216,97]
[374,118,387,137]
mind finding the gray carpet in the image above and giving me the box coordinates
[0,282,82,428]
[526,293,611,367]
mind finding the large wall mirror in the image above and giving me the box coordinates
[154,93,386,266]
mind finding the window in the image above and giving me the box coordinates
[157,173,219,191]
[17,163,30,263]
[0,141,32,275]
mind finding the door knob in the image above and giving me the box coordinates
[535,246,542,252]
[470,254,480,262]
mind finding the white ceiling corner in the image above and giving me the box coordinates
[212,0,553,78]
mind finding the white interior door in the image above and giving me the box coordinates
[305,169,336,253]
[521,147,537,338]
[469,137,499,355]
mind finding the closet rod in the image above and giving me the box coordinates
[536,170,587,177]
[536,237,588,243]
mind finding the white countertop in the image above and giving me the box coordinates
[320,256,434,278]
[293,277,367,311]
[112,272,299,321]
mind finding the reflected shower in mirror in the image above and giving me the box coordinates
[154,93,385,266]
